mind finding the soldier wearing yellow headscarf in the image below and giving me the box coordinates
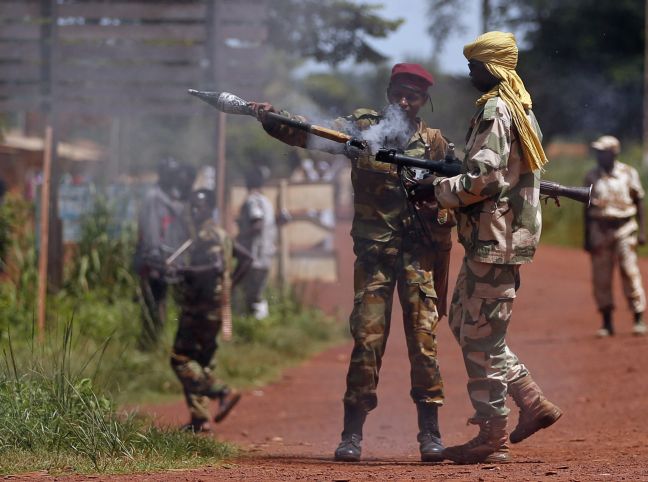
[432,31,562,464]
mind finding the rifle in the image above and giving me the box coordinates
[188,89,366,150]
[375,148,592,206]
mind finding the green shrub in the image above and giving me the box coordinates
[0,323,235,475]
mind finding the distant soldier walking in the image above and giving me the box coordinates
[170,189,252,432]
[584,135,647,337]
[249,63,454,462]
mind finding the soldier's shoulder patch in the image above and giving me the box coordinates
[482,97,500,121]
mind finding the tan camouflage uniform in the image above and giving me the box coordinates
[585,162,646,313]
[264,108,453,411]
[434,96,541,418]
[171,219,232,423]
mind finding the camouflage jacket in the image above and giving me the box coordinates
[585,161,644,220]
[175,219,233,309]
[434,96,542,264]
[263,107,453,245]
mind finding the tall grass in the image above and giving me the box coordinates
[0,322,235,475]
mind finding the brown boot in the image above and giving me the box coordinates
[508,375,562,444]
[443,416,510,464]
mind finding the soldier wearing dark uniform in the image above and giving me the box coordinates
[134,159,195,350]
[250,63,454,462]
[170,189,252,432]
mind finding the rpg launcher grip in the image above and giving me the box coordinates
[374,148,592,206]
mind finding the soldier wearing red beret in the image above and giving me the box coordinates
[250,63,454,462]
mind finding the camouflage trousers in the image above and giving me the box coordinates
[589,221,646,313]
[344,235,449,411]
[170,306,227,422]
[449,258,529,418]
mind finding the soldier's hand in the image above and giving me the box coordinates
[410,177,437,202]
[248,102,276,122]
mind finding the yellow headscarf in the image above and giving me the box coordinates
[463,31,548,171]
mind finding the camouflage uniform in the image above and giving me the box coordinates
[585,162,646,313]
[264,108,453,411]
[171,219,233,423]
[434,96,541,418]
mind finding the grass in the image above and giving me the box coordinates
[0,195,347,475]
[0,289,344,475]
[0,323,236,475]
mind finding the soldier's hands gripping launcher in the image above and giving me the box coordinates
[375,148,592,206]
[188,89,366,150]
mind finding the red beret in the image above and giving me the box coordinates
[390,63,435,91]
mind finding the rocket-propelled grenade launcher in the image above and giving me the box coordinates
[188,89,366,150]
[375,148,592,206]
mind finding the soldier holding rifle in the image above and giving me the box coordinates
[246,64,453,462]
[170,189,252,433]
[426,32,562,464]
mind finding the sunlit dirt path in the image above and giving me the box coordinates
[26,222,648,481]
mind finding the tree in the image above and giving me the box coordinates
[508,0,644,140]
[267,1,403,65]
[424,0,645,141]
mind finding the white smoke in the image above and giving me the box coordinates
[304,104,414,156]
[357,104,414,155]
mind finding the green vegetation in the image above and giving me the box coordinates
[0,195,346,475]
[0,323,236,475]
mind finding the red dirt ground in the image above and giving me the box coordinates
[18,222,648,481]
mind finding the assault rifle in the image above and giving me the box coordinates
[375,148,592,206]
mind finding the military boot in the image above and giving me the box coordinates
[333,404,367,462]
[214,388,242,423]
[416,403,444,462]
[443,416,509,464]
[180,418,211,433]
[508,374,562,444]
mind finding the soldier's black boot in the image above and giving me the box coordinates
[417,403,445,462]
[597,307,614,337]
[334,404,367,462]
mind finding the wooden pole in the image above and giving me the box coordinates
[37,125,54,341]
[481,0,491,33]
[216,111,227,225]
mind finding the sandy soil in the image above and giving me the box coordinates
[18,223,648,481]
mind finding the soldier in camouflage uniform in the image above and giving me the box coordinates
[584,135,647,337]
[250,63,454,462]
[431,32,562,464]
[170,189,252,432]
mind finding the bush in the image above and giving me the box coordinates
[0,323,235,475]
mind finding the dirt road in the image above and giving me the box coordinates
[73,224,648,480]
